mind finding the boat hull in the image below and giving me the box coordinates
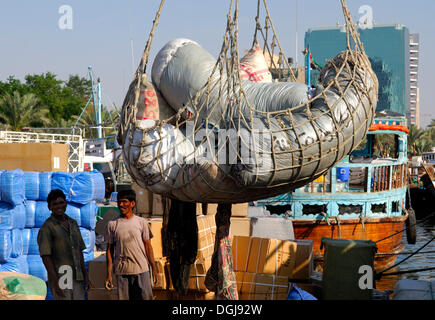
[291,214,407,272]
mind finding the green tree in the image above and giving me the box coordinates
[65,74,92,98]
[407,124,425,157]
[0,76,30,96]
[0,91,49,130]
[23,72,91,124]
[72,105,119,139]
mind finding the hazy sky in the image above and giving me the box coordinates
[1,0,434,128]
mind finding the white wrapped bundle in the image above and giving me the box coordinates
[121,37,377,202]
[123,119,197,194]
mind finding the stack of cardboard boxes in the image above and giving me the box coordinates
[88,214,218,300]
[88,197,314,300]
[232,235,313,300]
[0,143,69,171]
[131,183,166,216]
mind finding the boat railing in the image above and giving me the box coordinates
[297,162,407,194]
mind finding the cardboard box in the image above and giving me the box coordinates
[132,182,153,215]
[232,236,252,272]
[232,236,298,278]
[188,258,212,292]
[152,257,169,290]
[147,218,163,259]
[0,143,68,171]
[236,272,289,300]
[197,215,216,259]
[289,239,313,280]
[88,254,117,288]
[131,183,169,217]
[230,217,251,238]
[196,203,248,217]
[189,258,211,277]
[87,288,118,300]
[152,194,164,216]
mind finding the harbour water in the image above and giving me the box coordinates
[376,214,435,293]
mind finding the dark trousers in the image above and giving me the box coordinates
[116,272,153,300]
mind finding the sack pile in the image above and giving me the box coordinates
[0,169,103,300]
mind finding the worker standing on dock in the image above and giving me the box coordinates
[105,189,157,300]
[37,189,92,300]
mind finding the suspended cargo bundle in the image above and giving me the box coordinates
[117,0,379,300]
[118,0,378,204]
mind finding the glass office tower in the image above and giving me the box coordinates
[304,24,410,116]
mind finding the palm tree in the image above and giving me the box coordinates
[0,91,49,131]
[407,124,425,157]
[72,105,119,139]
[421,126,435,152]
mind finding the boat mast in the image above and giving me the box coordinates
[88,66,103,139]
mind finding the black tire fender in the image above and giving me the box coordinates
[406,207,417,245]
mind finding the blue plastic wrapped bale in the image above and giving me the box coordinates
[34,201,51,228]
[38,172,53,201]
[11,229,23,258]
[0,203,25,230]
[0,255,29,274]
[110,192,118,202]
[24,171,40,201]
[66,203,81,227]
[25,200,36,228]
[0,230,12,263]
[287,284,317,300]
[83,251,94,270]
[13,204,26,230]
[22,228,31,256]
[28,228,40,255]
[80,201,97,230]
[0,170,5,202]
[0,202,14,230]
[79,228,95,254]
[27,255,48,282]
[0,169,25,206]
[83,251,94,262]
[51,171,105,205]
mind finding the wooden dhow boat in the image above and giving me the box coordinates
[257,114,415,272]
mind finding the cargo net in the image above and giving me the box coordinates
[118,0,379,203]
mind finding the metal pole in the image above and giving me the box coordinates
[97,79,103,138]
[88,66,98,137]
[306,48,311,86]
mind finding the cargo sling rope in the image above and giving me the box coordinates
[117,0,378,299]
